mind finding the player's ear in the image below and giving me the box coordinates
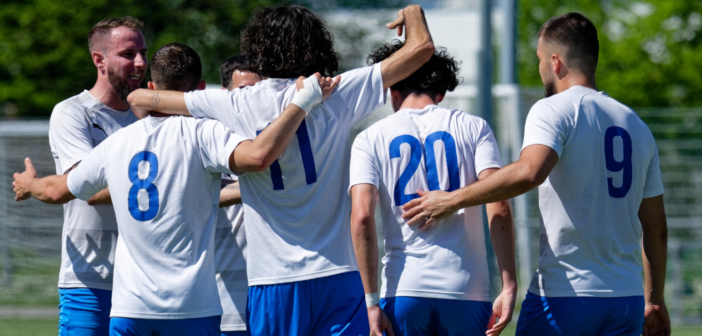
[197,80,207,90]
[434,93,445,104]
[92,51,105,73]
[147,82,156,90]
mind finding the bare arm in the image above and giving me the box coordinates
[13,158,75,204]
[481,168,518,336]
[127,90,189,119]
[219,180,241,208]
[640,195,671,336]
[229,75,340,173]
[87,187,112,206]
[381,5,435,90]
[402,145,559,225]
[350,184,394,336]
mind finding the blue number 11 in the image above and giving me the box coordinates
[257,120,317,190]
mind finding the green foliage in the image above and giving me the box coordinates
[0,0,286,118]
[518,0,702,107]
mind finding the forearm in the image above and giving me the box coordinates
[639,195,668,304]
[381,5,434,90]
[449,163,538,211]
[29,175,75,204]
[231,103,307,172]
[87,187,111,206]
[219,182,242,208]
[351,185,380,294]
[127,89,190,119]
[486,200,518,291]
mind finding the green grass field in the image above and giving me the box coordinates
[0,318,700,336]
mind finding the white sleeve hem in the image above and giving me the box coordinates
[642,188,664,199]
[66,171,91,201]
[521,142,562,158]
[475,162,502,177]
[347,180,380,196]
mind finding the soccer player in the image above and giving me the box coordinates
[349,41,517,336]
[219,54,262,90]
[216,54,263,336]
[401,13,670,336]
[126,4,435,335]
[48,16,147,335]
[13,42,337,335]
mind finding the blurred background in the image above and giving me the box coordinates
[1,0,701,335]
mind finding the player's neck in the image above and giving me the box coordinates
[397,93,439,111]
[557,74,597,94]
[89,78,131,112]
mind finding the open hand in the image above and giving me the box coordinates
[486,289,516,335]
[643,302,671,336]
[13,158,37,201]
[387,7,406,36]
[295,73,341,101]
[368,305,395,336]
[401,190,456,229]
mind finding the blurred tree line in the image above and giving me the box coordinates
[0,0,286,118]
[2,0,702,117]
[518,0,702,107]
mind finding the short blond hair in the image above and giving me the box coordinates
[88,16,144,51]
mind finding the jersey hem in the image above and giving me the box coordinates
[528,287,644,298]
[110,309,223,320]
[383,290,491,302]
[58,282,113,291]
[247,266,357,286]
[221,325,247,332]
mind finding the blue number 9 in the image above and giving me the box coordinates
[604,126,632,198]
[128,151,160,221]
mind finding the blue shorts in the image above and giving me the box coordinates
[221,331,247,336]
[110,316,221,336]
[246,271,369,336]
[59,287,112,336]
[380,296,492,336]
[516,292,644,336]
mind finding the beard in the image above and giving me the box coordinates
[544,77,557,97]
[108,66,140,103]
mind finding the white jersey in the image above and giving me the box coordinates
[49,90,137,290]
[66,116,248,319]
[185,64,386,286]
[523,86,664,298]
[349,105,502,301]
[216,174,247,331]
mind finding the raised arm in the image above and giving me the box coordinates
[640,195,671,336]
[402,145,559,226]
[228,74,340,173]
[381,5,435,90]
[13,158,76,204]
[350,184,394,336]
[480,168,518,336]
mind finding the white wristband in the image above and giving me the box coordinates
[365,292,381,307]
[291,76,323,114]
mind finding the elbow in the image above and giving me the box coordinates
[350,210,374,232]
[521,165,549,190]
[414,39,435,64]
[46,188,70,204]
[248,152,270,173]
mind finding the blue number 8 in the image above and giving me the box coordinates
[604,126,632,198]
[128,151,160,221]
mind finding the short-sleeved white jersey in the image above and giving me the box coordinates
[49,90,138,290]
[522,86,664,298]
[216,174,247,331]
[66,116,248,319]
[184,64,386,285]
[349,105,502,301]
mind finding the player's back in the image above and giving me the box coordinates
[184,64,385,285]
[351,105,502,300]
[68,115,245,318]
[523,86,663,297]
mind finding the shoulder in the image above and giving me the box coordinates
[51,92,93,120]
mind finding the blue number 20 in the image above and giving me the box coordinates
[257,120,317,190]
[604,126,632,198]
[390,132,460,206]
[128,151,160,221]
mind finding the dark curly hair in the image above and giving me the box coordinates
[367,40,461,95]
[241,5,339,78]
